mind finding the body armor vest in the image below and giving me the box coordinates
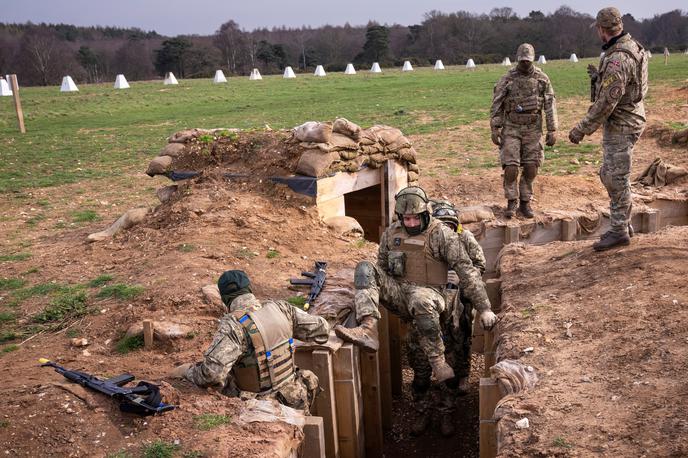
[594,37,647,105]
[230,301,295,393]
[386,219,449,287]
[505,73,544,125]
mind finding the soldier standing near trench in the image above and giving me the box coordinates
[490,43,558,219]
[335,186,497,437]
[569,7,647,251]
[169,270,329,414]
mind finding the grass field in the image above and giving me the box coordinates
[1,56,687,192]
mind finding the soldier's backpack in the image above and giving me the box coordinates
[609,39,648,103]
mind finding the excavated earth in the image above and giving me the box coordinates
[0,83,686,457]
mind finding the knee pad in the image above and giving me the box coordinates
[354,261,376,289]
[522,164,538,180]
[503,165,519,183]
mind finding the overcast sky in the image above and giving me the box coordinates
[4,0,686,36]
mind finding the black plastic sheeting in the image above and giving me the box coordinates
[164,170,319,197]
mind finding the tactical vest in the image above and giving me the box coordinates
[598,37,648,104]
[505,72,544,125]
[230,301,295,393]
[386,220,449,287]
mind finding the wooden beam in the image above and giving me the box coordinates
[483,329,496,377]
[479,420,497,458]
[387,313,403,396]
[9,75,25,134]
[472,314,485,354]
[504,225,519,245]
[142,320,154,349]
[333,344,364,458]
[311,350,339,458]
[484,278,502,314]
[561,219,577,241]
[316,167,381,204]
[303,416,326,458]
[641,211,660,233]
[479,377,500,421]
[317,195,345,220]
[377,308,392,432]
[360,351,383,458]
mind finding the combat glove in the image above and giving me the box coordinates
[480,310,497,330]
[545,131,556,147]
[568,127,584,144]
[491,128,502,147]
[586,64,599,81]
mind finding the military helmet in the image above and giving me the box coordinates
[431,200,460,231]
[516,43,535,62]
[394,186,429,215]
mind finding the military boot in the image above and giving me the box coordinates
[504,200,517,218]
[334,316,379,352]
[519,200,534,218]
[410,411,432,436]
[428,356,455,383]
[440,413,456,437]
[592,231,630,252]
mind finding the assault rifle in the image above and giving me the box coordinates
[289,261,327,311]
[39,358,175,416]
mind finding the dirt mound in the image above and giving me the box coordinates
[644,123,688,148]
[493,226,688,457]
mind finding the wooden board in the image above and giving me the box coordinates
[359,351,383,458]
[9,75,25,133]
[312,350,339,458]
[377,308,392,431]
[303,416,326,458]
[316,167,382,204]
[387,314,403,396]
[333,344,364,458]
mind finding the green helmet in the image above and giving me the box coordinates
[394,186,430,235]
[431,200,459,232]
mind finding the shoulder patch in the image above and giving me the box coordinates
[393,237,401,246]
[609,85,622,100]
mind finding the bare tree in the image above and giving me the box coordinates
[213,20,243,73]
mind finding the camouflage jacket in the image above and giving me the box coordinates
[185,293,329,387]
[490,66,558,132]
[458,226,486,274]
[378,218,492,312]
[577,33,646,135]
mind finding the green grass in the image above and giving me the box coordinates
[177,243,195,252]
[193,413,231,430]
[235,247,257,259]
[552,436,574,449]
[32,289,88,323]
[65,328,81,338]
[287,296,307,307]
[0,312,16,323]
[0,253,31,262]
[115,334,144,354]
[1,56,687,193]
[88,274,114,288]
[0,331,18,343]
[0,278,26,290]
[0,419,8,428]
[141,441,178,458]
[2,344,19,354]
[95,283,144,300]
[266,249,280,259]
[71,209,100,223]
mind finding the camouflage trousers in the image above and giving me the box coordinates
[601,126,640,235]
[353,261,447,360]
[234,369,320,415]
[500,124,543,201]
[408,290,473,415]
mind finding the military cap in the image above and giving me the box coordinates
[591,7,623,29]
[516,43,535,62]
[218,270,251,296]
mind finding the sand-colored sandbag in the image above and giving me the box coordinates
[489,359,538,395]
[407,163,420,173]
[371,125,404,146]
[342,156,367,172]
[87,207,151,242]
[408,170,419,182]
[399,147,417,164]
[296,150,340,177]
[384,135,412,153]
[329,132,359,151]
[457,205,495,224]
[339,150,359,160]
[333,118,362,140]
[168,128,212,143]
[201,284,223,308]
[299,142,333,153]
[323,216,364,236]
[156,185,178,203]
[293,121,333,143]
[361,144,382,155]
[359,128,380,146]
[158,143,186,158]
[146,155,173,177]
[635,157,688,187]
[125,321,193,342]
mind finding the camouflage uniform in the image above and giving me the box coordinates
[185,293,329,413]
[490,46,558,204]
[573,32,646,237]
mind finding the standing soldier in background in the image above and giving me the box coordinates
[169,270,329,414]
[490,43,558,219]
[569,7,647,251]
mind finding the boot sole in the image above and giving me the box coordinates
[593,239,631,252]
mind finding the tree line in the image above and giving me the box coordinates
[1,7,687,86]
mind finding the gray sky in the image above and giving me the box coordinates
[3,0,685,36]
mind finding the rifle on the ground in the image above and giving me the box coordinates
[289,261,327,311]
[39,358,175,416]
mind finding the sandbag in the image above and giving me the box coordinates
[399,147,417,164]
[87,207,151,242]
[293,121,333,143]
[333,118,362,140]
[407,170,419,182]
[635,157,688,187]
[358,128,380,146]
[156,185,178,203]
[295,150,340,177]
[457,205,494,224]
[146,155,173,176]
[371,125,404,146]
[158,143,186,158]
[323,216,364,236]
[407,163,419,173]
[489,359,538,394]
[168,128,211,143]
[339,150,359,160]
[329,132,359,151]
[384,135,412,153]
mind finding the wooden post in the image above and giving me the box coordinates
[142,320,154,349]
[561,219,577,241]
[483,329,496,377]
[312,350,339,458]
[333,344,364,458]
[303,416,326,458]
[472,314,485,354]
[485,278,502,314]
[479,377,500,458]
[377,308,392,431]
[9,75,25,134]
[360,351,383,458]
[641,211,660,233]
[504,225,519,245]
[388,314,403,396]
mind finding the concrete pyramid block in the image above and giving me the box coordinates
[434,60,445,70]
[164,72,178,85]
[402,60,413,71]
[283,66,296,78]
[114,74,130,89]
[466,59,476,69]
[213,70,227,83]
[647,51,652,58]
[538,55,547,64]
[60,76,78,92]
[502,57,512,66]
[370,62,382,73]
[249,68,262,80]
[314,65,326,77]
[0,77,12,96]
[344,63,356,75]
[569,53,578,63]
